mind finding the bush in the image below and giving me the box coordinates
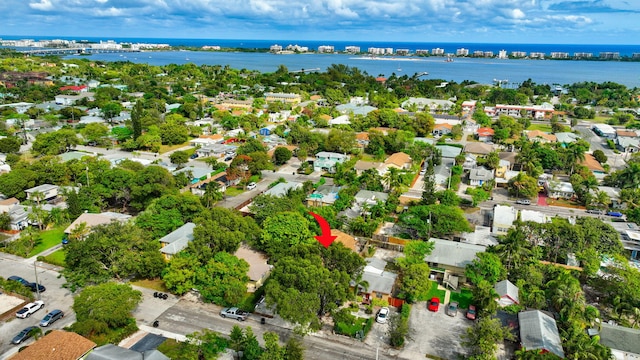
[388,305,411,348]
[332,309,370,337]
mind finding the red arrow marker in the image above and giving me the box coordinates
[309,211,337,248]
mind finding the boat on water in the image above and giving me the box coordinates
[445,55,454,62]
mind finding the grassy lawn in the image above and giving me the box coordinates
[158,141,192,154]
[28,226,66,257]
[0,233,10,242]
[450,288,474,309]
[42,249,65,267]
[225,187,244,196]
[420,280,446,302]
[546,198,584,209]
[130,278,169,292]
[527,123,552,132]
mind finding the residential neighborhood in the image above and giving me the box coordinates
[0,50,639,360]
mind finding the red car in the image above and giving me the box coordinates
[466,305,477,320]
[427,297,440,312]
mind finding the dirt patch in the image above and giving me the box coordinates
[0,293,27,320]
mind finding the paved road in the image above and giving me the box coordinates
[153,299,396,360]
[0,253,76,359]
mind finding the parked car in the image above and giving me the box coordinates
[8,276,46,293]
[12,326,38,345]
[224,155,234,161]
[61,234,69,245]
[189,153,198,159]
[247,182,257,190]
[376,307,390,324]
[586,209,605,215]
[427,297,440,312]
[515,199,531,205]
[40,309,64,327]
[466,305,477,320]
[607,211,624,217]
[220,307,249,321]
[446,302,459,317]
[419,168,426,175]
[16,301,45,319]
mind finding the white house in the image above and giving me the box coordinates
[492,205,517,235]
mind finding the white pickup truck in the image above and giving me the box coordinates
[16,300,45,319]
[220,307,248,321]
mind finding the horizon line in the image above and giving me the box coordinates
[2,35,640,47]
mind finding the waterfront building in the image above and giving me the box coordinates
[269,44,282,52]
[368,47,391,55]
[530,52,545,59]
[484,51,494,58]
[90,40,122,50]
[498,50,507,59]
[286,44,308,52]
[432,48,445,56]
[318,45,334,53]
[600,52,620,60]
[456,48,469,56]
[633,53,640,60]
[345,46,360,54]
[574,52,593,59]
[415,49,429,55]
[473,50,485,57]
[511,51,527,58]
[396,49,410,56]
[551,52,569,59]
[493,103,554,119]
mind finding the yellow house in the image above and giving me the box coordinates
[234,245,272,292]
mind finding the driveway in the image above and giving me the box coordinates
[400,301,471,360]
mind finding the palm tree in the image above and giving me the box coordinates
[201,181,224,208]
[382,167,404,194]
[352,271,369,299]
[494,228,531,273]
[565,142,587,174]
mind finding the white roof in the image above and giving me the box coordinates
[494,205,517,224]
[592,123,616,134]
[329,115,351,125]
[520,209,548,224]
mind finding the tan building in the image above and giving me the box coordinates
[235,245,272,292]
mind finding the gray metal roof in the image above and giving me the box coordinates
[360,258,398,295]
[495,279,519,304]
[264,181,303,197]
[469,167,494,181]
[424,238,485,269]
[599,322,640,355]
[159,222,195,255]
[85,344,171,360]
[435,145,462,158]
[518,310,565,358]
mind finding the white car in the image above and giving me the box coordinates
[376,307,390,324]
[247,182,257,190]
[16,300,44,319]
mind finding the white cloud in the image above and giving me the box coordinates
[96,0,108,3]
[29,0,54,11]
[511,9,526,19]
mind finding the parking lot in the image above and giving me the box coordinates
[0,257,76,358]
[401,301,471,360]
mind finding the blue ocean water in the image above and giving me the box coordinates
[76,51,640,87]
[3,35,640,86]
[3,35,640,55]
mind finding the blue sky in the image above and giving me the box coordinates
[1,0,639,44]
